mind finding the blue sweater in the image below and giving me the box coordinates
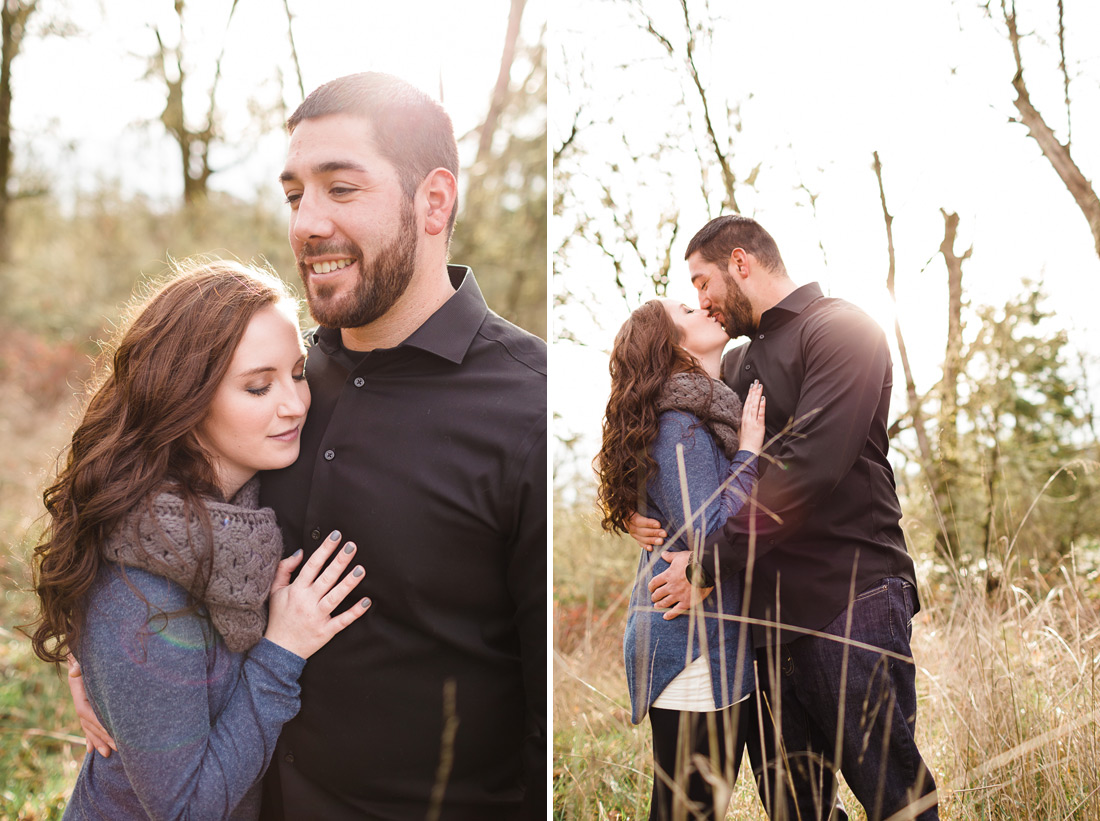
[624,410,758,724]
[63,564,306,820]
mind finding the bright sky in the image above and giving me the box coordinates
[16,0,540,204]
[552,0,1100,489]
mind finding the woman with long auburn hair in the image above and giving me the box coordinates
[30,259,370,820]
[596,298,765,821]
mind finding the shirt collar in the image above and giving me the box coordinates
[312,265,488,365]
[759,281,824,328]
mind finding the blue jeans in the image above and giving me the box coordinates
[751,578,938,821]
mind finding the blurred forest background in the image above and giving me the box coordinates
[0,0,545,816]
[554,0,1100,819]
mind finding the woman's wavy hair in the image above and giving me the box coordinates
[29,258,295,664]
[595,300,713,534]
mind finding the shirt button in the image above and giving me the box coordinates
[744,365,751,371]
[284,753,295,764]
[758,334,765,339]
[324,449,335,461]
[310,528,321,541]
[353,377,365,387]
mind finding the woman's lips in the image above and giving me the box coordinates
[269,426,301,442]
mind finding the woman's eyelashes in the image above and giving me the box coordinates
[247,370,306,395]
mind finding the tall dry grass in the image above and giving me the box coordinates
[553,488,1100,820]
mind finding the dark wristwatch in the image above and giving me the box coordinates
[684,559,714,588]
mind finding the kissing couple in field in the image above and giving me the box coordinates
[30,71,546,820]
[596,214,939,821]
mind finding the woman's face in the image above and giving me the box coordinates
[661,299,729,360]
[197,303,311,497]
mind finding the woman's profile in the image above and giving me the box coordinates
[596,298,765,821]
[29,259,369,819]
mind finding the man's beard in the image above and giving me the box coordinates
[719,271,756,339]
[299,199,418,329]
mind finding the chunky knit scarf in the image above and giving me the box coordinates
[655,372,743,458]
[102,477,283,653]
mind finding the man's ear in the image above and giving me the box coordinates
[421,168,457,236]
[727,247,750,279]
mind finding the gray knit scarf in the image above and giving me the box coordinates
[656,372,743,458]
[102,477,283,653]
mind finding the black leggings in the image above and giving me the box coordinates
[648,699,754,821]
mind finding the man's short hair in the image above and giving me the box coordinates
[288,72,460,237]
[685,215,786,274]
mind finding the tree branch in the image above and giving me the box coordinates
[1003,0,1100,258]
[282,0,305,100]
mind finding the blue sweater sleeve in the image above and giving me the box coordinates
[648,411,759,550]
[79,566,306,820]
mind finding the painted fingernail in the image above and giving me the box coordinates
[360,597,372,609]
[343,542,355,554]
[352,566,364,577]
[329,530,341,541]
[291,549,302,558]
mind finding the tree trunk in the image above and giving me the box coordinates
[937,210,969,551]
[0,0,37,267]
[874,153,959,558]
[932,210,970,559]
[476,0,525,165]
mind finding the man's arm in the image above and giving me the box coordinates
[67,657,116,757]
[625,513,667,550]
[505,424,546,819]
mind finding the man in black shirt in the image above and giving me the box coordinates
[65,73,545,819]
[259,74,545,819]
[631,216,937,820]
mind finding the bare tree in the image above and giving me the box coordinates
[149,0,284,211]
[148,0,219,208]
[876,152,964,558]
[280,0,304,101]
[476,0,525,166]
[996,0,1100,258]
[938,209,970,476]
[554,0,760,344]
[0,0,39,264]
[450,6,547,337]
[629,0,758,215]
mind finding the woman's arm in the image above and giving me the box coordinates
[81,567,303,819]
[648,389,763,545]
[625,382,765,549]
[645,387,764,619]
[79,533,369,819]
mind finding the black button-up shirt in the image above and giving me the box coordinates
[709,282,917,645]
[260,266,546,819]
